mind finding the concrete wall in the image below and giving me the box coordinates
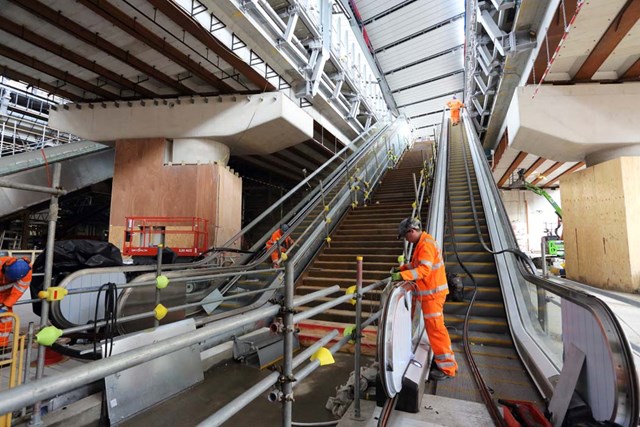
[108,138,242,253]
[561,157,640,292]
[500,188,562,256]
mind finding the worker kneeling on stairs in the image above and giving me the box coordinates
[267,223,294,269]
[391,218,457,381]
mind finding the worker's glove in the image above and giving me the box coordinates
[389,267,401,274]
[0,304,7,314]
[390,272,402,281]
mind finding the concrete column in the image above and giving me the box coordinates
[561,157,640,292]
[107,138,242,255]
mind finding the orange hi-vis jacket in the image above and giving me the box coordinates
[266,229,294,263]
[446,99,464,112]
[0,257,33,347]
[399,231,448,300]
[0,257,32,309]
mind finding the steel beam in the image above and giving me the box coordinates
[0,16,158,98]
[11,0,195,95]
[0,66,82,102]
[0,44,117,100]
[76,0,235,93]
[147,0,276,91]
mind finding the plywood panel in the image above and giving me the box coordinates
[561,158,637,291]
[621,157,640,290]
[215,166,242,248]
[109,139,241,253]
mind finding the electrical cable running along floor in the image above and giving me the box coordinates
[432,123,542,405]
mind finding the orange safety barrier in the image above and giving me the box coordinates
[123,216,209,257]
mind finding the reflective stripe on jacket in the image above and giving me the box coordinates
[399,231,448,300]
[266,229,293,251]
[0,256,32,308]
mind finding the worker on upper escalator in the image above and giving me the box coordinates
[446,95,465,126]
[266,224,294,268]
[0,257,32,350]
[390,218,457,381]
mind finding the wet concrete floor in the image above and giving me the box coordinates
[122,353,373,426]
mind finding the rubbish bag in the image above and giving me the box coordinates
[30,240,123,317]
[131,246,178,265]
[446,272,464,302]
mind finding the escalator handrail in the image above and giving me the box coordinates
[53,121,394,291]
[461,110,638,426]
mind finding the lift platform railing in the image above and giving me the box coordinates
[460,109,638,427]
[41,117,411,331]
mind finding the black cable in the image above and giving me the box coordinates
[92,282,118,427]
[447,123,507,427]
[458,124,537,274]
[93,282,118,358]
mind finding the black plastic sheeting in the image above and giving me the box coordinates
[30,240,123,317]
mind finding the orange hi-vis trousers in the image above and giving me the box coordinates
[450,109,461,124]
[422,294,457,376]
[0,310,15,347]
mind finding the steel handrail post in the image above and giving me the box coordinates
[353,256,364,419]
[154,244,163,328]
[31,162,62,426]
[282,262,295,427]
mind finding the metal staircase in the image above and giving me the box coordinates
[294,143,432,352]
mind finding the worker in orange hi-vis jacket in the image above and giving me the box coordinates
[0,257,32,349]
[390,217,458,381]
[266,224,294,268]
[446,95,465,126]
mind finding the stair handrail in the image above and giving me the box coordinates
[49,118,410,329]
[426,108,449,247]
[461,109,638,426]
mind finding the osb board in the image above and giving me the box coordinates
[109,139,241,250]
[561,158,637,292]
[213,166,242,248]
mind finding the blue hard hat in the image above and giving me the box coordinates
[4,259,31,281]
[281,223,290,232]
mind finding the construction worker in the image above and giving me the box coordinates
[390,218,457,381]
[266,224,294,268]
[446,95,465,126]
[0,257,32,349]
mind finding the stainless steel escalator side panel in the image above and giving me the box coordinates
[461,110,638,426]
[426,110,449,245]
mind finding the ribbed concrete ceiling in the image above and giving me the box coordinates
[0,0,274,102]
[351,0,466,140]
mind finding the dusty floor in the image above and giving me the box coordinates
[122,352,374,426]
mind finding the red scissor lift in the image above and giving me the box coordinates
[123,216,209,257]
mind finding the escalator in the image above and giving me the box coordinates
[437,122,541,405]
[0,141,113,218]
[415,111,639,426]
[49,118,414,335]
